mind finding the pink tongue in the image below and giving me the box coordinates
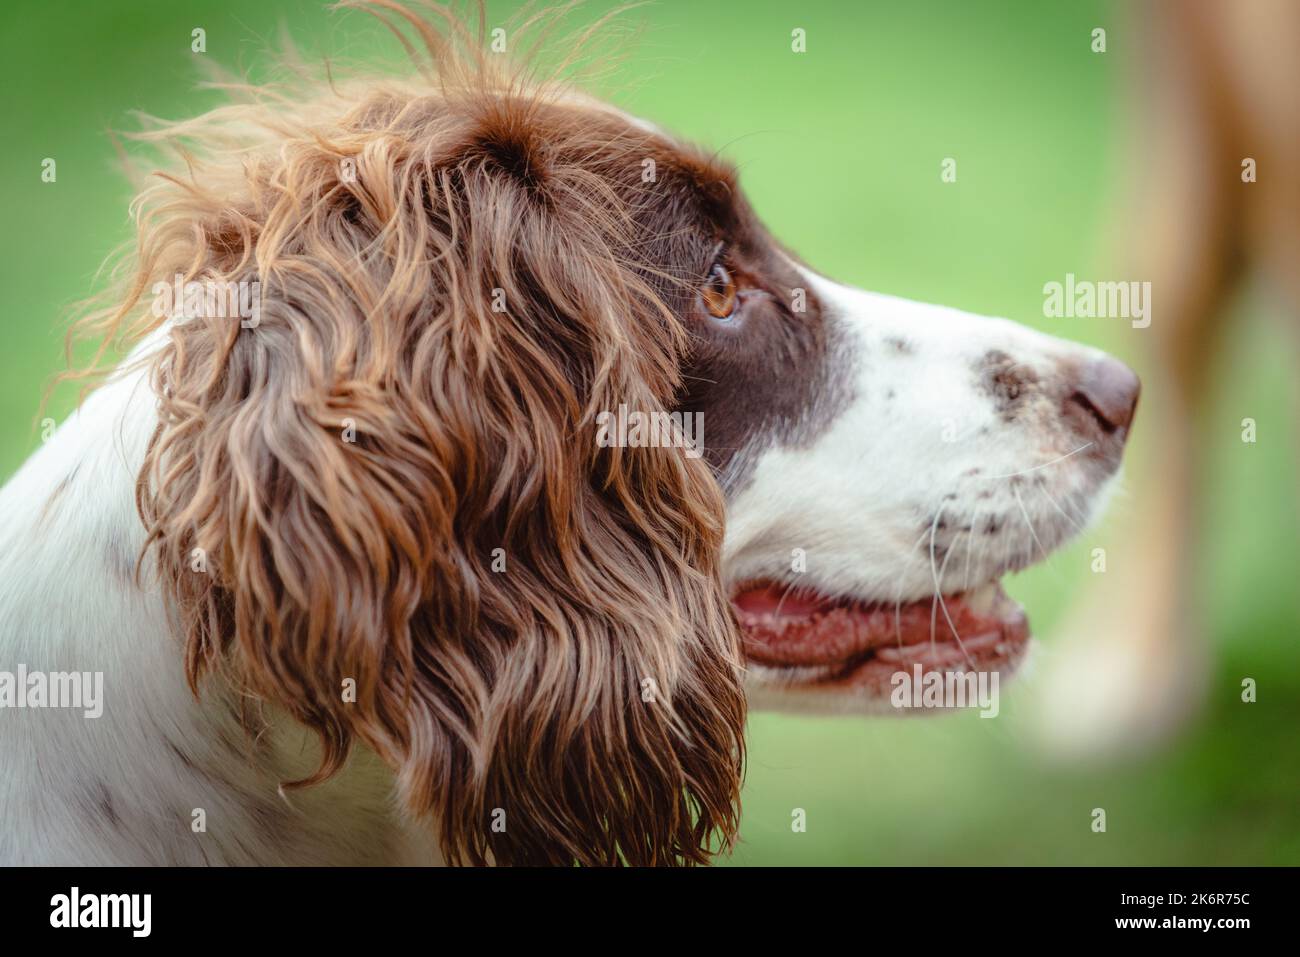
[732,584,1005,668]
[731,584,835,619]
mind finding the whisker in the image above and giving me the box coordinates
[936,548,975,667]
[885,515,953,654]
[1060,485,1092,526]
[1012,483,1049,560]
[961,508,980,592]
[986,442,1093,479]
[928,505,975,668]
[928,508,942,651]
[772,578,799,618]
[1033,475,1083,534]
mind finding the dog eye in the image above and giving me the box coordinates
[700,262,738,320]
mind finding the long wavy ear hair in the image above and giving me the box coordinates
[67,1,746,865]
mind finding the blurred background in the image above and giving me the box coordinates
[1,0,1296,864]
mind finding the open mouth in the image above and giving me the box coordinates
[730,580,1030,693]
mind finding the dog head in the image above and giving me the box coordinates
[94,3,1136,865]
[718,270,1137,713]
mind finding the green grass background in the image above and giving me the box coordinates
[1,0,1296,864]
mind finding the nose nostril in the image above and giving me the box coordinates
[1068,356,1140,436]
[1069,390,1117,434]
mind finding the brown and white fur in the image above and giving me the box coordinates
[0,3,1138,866]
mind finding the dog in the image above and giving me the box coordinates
[0,2,1137,866]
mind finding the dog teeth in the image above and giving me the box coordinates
[965,583,999,615]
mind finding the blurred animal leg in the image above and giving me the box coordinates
[1029,3,1240,757]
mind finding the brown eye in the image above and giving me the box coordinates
[700,262,738,320]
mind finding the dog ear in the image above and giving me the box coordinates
[138,110,745,866]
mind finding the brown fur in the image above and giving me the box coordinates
[68,2,747,866]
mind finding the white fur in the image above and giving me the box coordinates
[725,268,1121,710]
[0,268,1119,863]
[0,347,440,865]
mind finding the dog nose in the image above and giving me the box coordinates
[1066,355,1140,436]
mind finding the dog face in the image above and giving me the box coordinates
[111,20,1135,866]
[608,109,1139,713]
[712,268,1138,712]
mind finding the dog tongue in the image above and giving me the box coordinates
[732,582,1008,668]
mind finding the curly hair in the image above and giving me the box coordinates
[67,1,746,866]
